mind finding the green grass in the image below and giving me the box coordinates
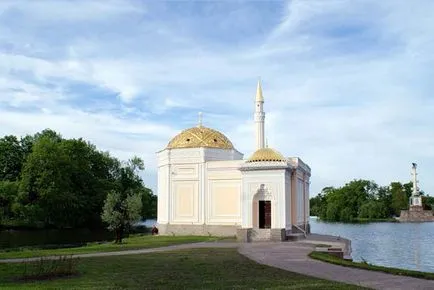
[315,244,332,248]
[309,251,434,280]
[0,248,370,289]
[0,235,222,259]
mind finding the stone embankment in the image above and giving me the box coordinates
[400,206,434,222]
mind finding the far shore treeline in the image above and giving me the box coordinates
[0,129,157,230]
[310,179,434,222]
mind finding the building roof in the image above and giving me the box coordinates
[247,147,286,163]
[166,125,234,150]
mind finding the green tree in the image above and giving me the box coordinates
[0,181,19,220]
[59,138,119,227]
[359,200,388,219]
[101,190,142,243]
[402,182,413,199]
[422,195,434,210]
[0,135,24,181]
[101,157,144,243]
[313,180,386,222]
[376,186,393,217]
[309,193,326,217]
[140,187,157,219]
[18,135,76,227]
[18,133,119,228]
[390,182,408,216]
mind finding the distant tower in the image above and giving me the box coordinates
[410,163,422,207]
[254,79,265,150]
[198,112,203,127]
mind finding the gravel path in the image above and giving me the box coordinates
[0,242,238,263]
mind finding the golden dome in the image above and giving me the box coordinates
[247,147,286,162]
[167,125,234,150]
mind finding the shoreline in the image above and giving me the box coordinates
[308,233,434,280]
[313,217,398,223]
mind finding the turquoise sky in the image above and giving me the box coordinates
[1,0,433,195]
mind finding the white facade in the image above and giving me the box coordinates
[156,81,311,240]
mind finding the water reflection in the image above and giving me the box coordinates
[310,217,434,273]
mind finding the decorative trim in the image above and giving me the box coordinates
[240,161,289,171]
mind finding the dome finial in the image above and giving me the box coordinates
[198,112,203,127]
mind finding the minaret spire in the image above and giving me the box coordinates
[256,78,264,102]
[198,112,203,127]
[254,78,265,150]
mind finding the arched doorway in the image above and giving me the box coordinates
[258,200,271,229]
[252,184,273,229]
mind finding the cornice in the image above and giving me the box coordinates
[239,161,290,171]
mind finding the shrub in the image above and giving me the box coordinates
[18,255,79,281]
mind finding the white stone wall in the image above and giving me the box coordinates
[297,177,304,224]
[206,160,244,226]
[240,169,287,229]
[288,157,311,227]
[285,170,292,228]
[157,147,244,227]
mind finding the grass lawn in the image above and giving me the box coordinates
[0,248,370,289]
[0,235,222,259]
[309,251,434,280]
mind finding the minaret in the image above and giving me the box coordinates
[254,79,265,150]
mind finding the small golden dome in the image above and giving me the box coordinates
[247,147,286,162]
[167,125,234,150]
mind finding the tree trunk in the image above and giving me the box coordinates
[119,226,124,243]
[115,228,121,243]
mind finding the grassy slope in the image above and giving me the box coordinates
[309,251,434,280]
[0,235,220,259]
[0,248,370,289]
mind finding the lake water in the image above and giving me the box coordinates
[310,217,434,273]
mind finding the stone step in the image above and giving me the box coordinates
[286,233,305,241]
[251,229,271,241]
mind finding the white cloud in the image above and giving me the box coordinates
[1,0,434,196]
[0,0,145,22]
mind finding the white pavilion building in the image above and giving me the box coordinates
[156,81,311,241]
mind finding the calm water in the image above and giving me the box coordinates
[310,217,434,273]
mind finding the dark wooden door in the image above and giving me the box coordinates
[259,201,271,229]
[264,201,271,228]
